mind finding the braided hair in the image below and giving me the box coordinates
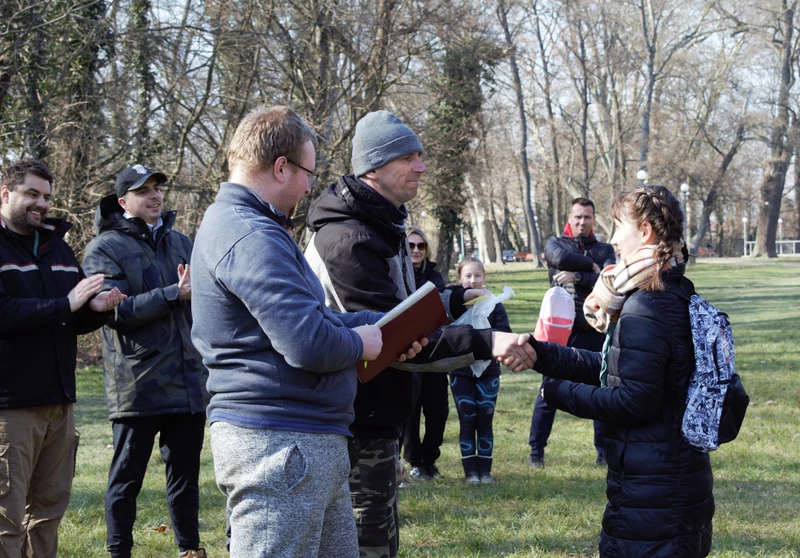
[611,185,688,291]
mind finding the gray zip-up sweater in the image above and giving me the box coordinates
[191,182,381,436]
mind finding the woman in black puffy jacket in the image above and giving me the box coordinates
[529,185,713,557]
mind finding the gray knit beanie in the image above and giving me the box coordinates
[351,111,424,177]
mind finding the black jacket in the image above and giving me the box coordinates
[83,205,208,419]
[544,233,616,332]
[413,259,446,292]
[305,175,493,439]
[0,218,109,409]
[533,266,713,557]
[447,296,511,378]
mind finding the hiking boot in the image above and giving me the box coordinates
[527,454,544,469]
[465,473,481,485]
[409,465,432,481]
[480,472,495,484]
[179,549,207,558]
[427,463,443,479]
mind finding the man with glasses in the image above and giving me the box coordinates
[305,110,536,557]
[190,105,424,556]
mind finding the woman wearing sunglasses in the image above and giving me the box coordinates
[401,226,448,481]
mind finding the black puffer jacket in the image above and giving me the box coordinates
[532,266,713,557]
[305,176,493,439]
[413,259,446,292]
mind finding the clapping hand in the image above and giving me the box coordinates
[89,287,127,312]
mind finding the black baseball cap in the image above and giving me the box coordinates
[114,165,167,198]
[99,165,168,217]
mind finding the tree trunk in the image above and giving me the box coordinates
[752,5,794,258]
[498,0,542,265]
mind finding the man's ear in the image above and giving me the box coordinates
[0,185,9,204]
[117,197,129,212]
[362,169,377,181]
[273,156,288,182]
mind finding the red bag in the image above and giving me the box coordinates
[533,286,575,346]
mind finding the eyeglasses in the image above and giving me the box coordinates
[285,158,318,186]
[408,242,427,251]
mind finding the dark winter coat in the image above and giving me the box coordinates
[544,233,616,332]
[447,297,511,378]
[83,205,208,419]
[532,266,714,557]
[413,260,446,292]
[305,175,493,439]
[0,218,109,409]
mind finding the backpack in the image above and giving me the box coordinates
[676,278,750,452]
[533,286,575,346]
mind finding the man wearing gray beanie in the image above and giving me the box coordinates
[306,111,535,557]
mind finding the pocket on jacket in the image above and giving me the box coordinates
[0,443,10,498]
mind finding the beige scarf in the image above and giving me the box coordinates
[583,244,680,332]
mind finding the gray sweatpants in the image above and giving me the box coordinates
[210,423,358,558]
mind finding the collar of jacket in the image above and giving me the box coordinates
[216,182,287,228]
[109,210,177,240]
[307,174,407,241]
[0,216,71,253]
[562,231,597,247]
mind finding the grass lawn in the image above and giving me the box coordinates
[60,260,800,557]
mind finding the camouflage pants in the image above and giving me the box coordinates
[348,437,399,558]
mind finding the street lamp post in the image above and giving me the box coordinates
[742,216,748,257]
[680,183,690,242]
[778,217,784,255]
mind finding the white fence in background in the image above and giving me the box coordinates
[743,240,800,257]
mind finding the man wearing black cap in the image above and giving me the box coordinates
[83,165,209,558]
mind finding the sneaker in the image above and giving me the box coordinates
[596,453,607,466]
[409,465,432,481]
[179,549,207,558]
[479,473,495,484]
[398,479,411,489]
[527,454,544,469]
[427,464,443,479]
[465,473,481,485]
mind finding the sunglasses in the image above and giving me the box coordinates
[408,242,427,251]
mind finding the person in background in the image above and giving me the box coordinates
[528,185,713,557]
[0,159,125,557]
[446,257,511,484]
[528,197,616,468]
[402,226,447,481]
[83,165,209,558]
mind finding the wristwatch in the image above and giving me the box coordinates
[573,271,583,283]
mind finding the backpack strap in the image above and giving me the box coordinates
[661,275,696,459]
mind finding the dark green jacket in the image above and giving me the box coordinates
[83,205,209,419]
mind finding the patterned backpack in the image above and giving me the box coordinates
[676,278,749,452]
